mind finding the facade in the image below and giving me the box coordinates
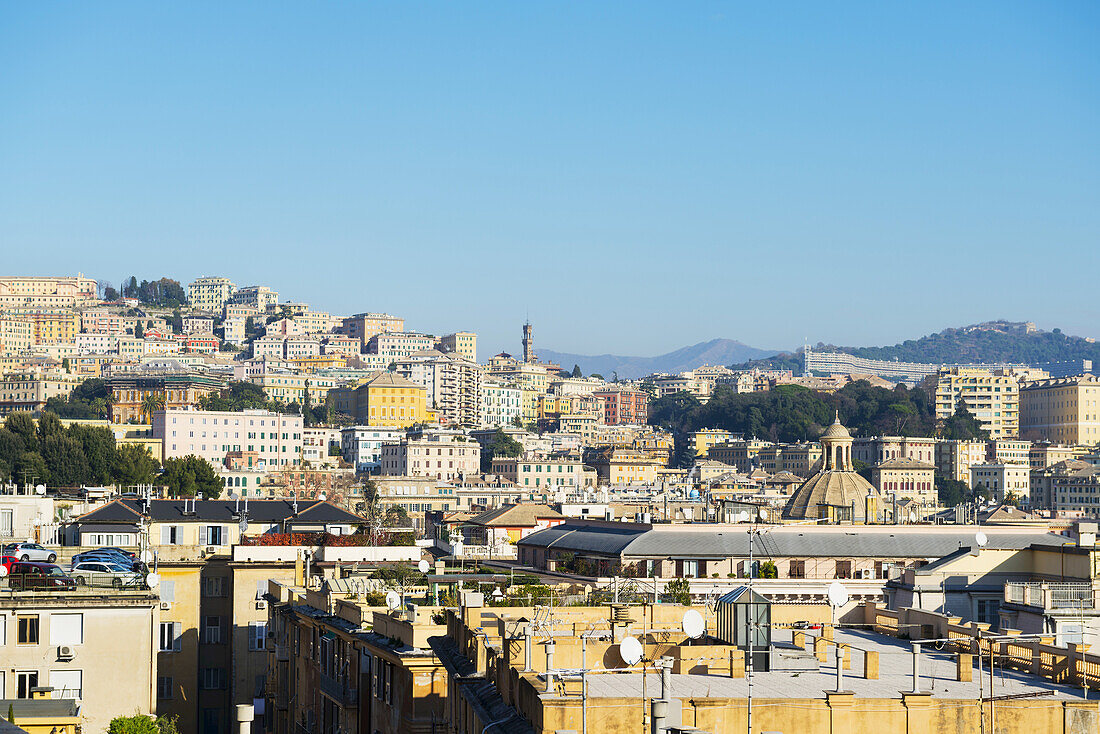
[394,351,482,427]
[302,426,342,467]
[852,436,936,466]
[489,456,585,490]
[0,275,97,310]
[247,371,339,406]
[436,331,477,362]
[187,277,236,312]
[379,433,480,481]
[479,381,522,428]
[690,428,735,458]
[340,426,405,473]
[935,439,988,483]
[365,331,436,358]
[783,415,884,523]
[870,457,936,504]
[152,408,304,466]
[227,285,279,312]
[338,312,404,350]
[588,448,661,485]
[706,438,771,473]
[328,372,431,428]
[1019,374,1100,444]
[106,367,224,424]
[935,367,1021,439]
[0,317,34,355]
[0,371,78,416]
[593,388,649,425]
[987,438,1031,465]
[969,462,1031,502]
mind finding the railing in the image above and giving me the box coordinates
[318,671,358,705]
[1004,581,1095,610]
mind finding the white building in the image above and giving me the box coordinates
[379,432,480,481]
[365,331,436,358]
[480,381,523,427]
[152,408,303,466]
[340,426,405,473]
[970,462,1031,503]
[302,426,343,468]
[394,350,483,427]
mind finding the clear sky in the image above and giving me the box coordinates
[1,2,1097,359]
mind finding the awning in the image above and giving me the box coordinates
[77,523,140,534]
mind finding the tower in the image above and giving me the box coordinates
[521,323,534,365]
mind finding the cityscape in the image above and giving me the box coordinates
[2,4,1099,734]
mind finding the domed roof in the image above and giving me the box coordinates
[821,412,851,440]
[781,470,880,521]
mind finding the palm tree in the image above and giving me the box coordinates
[140,392,166,423]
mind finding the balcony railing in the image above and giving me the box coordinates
[1004,581,1095,610]
[318,671,357,705]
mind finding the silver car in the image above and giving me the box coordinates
[69,560,142,589]
[2,542,57,563]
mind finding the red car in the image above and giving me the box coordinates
[0,555,17,575]
[6,562,77,591]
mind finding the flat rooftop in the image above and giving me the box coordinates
[577,628,1097,701]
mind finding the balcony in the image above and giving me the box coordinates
[319,671,357,705]
[1004,581,1095,611]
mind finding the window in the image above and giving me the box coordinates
[201,525,224,546]
[160,578,175,603]
[248,622,267,651]
[160,622,182,652]
[203,576,227,597]
[49,670,82,699]
[201,667,227,690]
[835,561,852,579]
[157,676,174,699]
[17,615,39,645]
[17,671,38,698]
[788,560,806,579]
[203,616,223,644]
[161,525,179,545]
[50,613,83,645]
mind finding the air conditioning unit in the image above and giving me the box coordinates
[57,645,75,661]
[255,600,267,610]
[160,601,171,610]
[860,569,873,579]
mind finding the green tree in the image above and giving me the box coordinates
[664,577,691,605]
[45,377,113,419]
[5,412,37,451]
[481,428,524,472]
[571,364,582,378]
[66,423,116,484]
[41,434,90,487]
[14,451,48,485]
[114,444,161,486]
[161,455,222,499]
[36,411,65,447]
[0,427,25,469]
[936,476,974,506]
[107,714,159,734]
[170,309,183,334]
[758,560,778,579]
[134,320,144,339]
[140,392,166,423]
[940,400,988,440]
[61,357,71,373]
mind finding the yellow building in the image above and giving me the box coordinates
[288,354,347,373]
[339,312,405,350]
[691,428,734,457]
[187,276,237,312]
[0,316,34,354]
[24,311,80,345]
[329,371,431,427]
[591,448,662,484]
[1020,373,1100,444]
[935,367,1024,439]
[437,331,478,362]
[249,371,340,405]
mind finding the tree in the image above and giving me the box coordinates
[571,364,582,378]
[61,357,71,373]
[161,455,222,499]
[481,428,524,472]
[45,377,112,419]
[937,476,974,507]
[107,714,159,734]
[383,505,411,528]
[0,428,24,470]
[759,560,778,579]
[5,412,37,452]
[665,577,691,605]
[170,309,183,334]
[114,444,161,486]
[940,400,988,441]
[140,392,165,423]
[36,411,65,447]
[134,320,144,339]
[41,434,90,487]
[67,423,117,485]
[103,285,119,301]
[14,451,48,485]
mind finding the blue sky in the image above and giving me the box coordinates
[1,2,1097,358]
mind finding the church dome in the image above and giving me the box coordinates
[821,413,851,440]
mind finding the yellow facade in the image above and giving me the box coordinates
[692,428,734,457]
[1020,374,1100,444]
[249,372,339,405]
[25,311,80,345]
[288,354,347,372]
[330,372,431,427]
[935,367,1021,439]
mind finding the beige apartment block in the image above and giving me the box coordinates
[935,367,1022,438]
[380,432,480,481]
[436,331,477,362]
[339,312,405,350]
[0,317,34,355]
[969,461,1030,502]
[1020,373,1100,444]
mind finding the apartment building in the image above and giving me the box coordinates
[328,372,431,428]
[320,335,359,356]
[379,432,480,481]
[338,312,404,350]
[340,426,405,473]
[935,439,989,483]
[152,408,304,466]
[871,457,936,503]
[589,448,662,485]
[247,371,339,407]
[970,462,1031,502]
[187,277,237,312]
[1030,443,1085,470]
[706,438,771,473]
[988,438,1032,465]
[489,456,586,489]
[935,367,1021,439]
[1020,374,1100,444]
[365,331,436,358]
[436,331,477,362]
[593,387,649,425]
[106,365,224,423]
[0,275,97,310]
[394,350,483,427]
[690,428,735,458]
[479,381,522,427]
[373,476,459,531]
[0,371,78,416]
[0,317,34,355]
[756,442,823,478]
[24,311,80,345]
[302,426,342,467]
[0,586,159,733]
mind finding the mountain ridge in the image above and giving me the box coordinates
[540,339,778,379]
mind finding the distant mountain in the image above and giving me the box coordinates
[540,339,778,380]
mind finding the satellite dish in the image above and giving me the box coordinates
[975,531,988,548]
[319,492,327,501]
[417,559,430,574]
[682,609,705,639]
[35,485,46,495]
[229,493,239,500]
[140,550,153,564]
[385,590,401,611]
[239,518,249,533]
[146,573,160,588]
[736,511,750,523]
[0,565,8,577]
[827,581,849,608]
[908,512,918,523]
[618,635,643,666]
[759,508,768,522]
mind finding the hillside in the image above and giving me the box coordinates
[830,321,1100,365]
[541,339,777,379]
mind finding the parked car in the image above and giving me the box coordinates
[0,555,18,575]
[6,562,77,591]
[72,550,142,571]
[69,560,142,588]
[1,542,56,563]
